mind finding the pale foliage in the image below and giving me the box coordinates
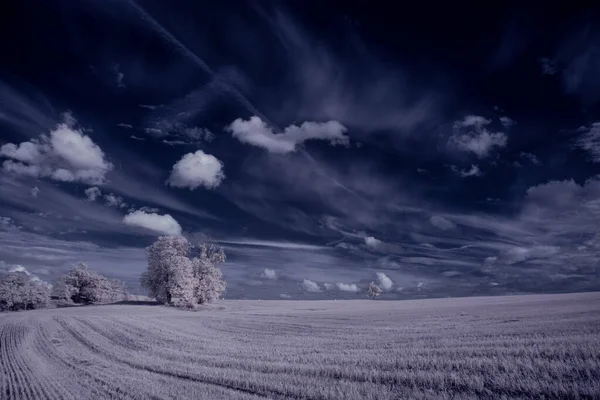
[55,263,126,304]
[141,236,226,307]
[0,272,50,311]
[367,282,382,299]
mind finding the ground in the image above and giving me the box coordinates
[1,293,599,399]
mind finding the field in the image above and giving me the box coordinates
[1,293,599,400]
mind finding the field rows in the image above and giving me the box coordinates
[1,293,600,399]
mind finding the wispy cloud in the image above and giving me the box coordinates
[574,122,600,162]
[449,116,507,158]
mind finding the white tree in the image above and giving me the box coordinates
[141,236,226,307]
[55,263,125,304]
[367,282,382,299]
[0,273,50,311]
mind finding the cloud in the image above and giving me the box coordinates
[130,135,145,141]
[226,116,349,154]
[499,116,515,128]
[181,127,214,142]
[555,26,600,105]
[85,187,101,201]
[114,64,125,88]
[0,114,113,184]
[376,272,393,290]
[259,10,442,136]
[139,104,160,110]
[429,215,456,230]
[500,245,560,265]
[117,123,133,129]
[261,268,277,280]
[539,57,557,75]
[449,115,507,158]
[363,236,402,254]
[323,283,334,290]
[520,152,541,165]
[162,140,187,146]
[459,164,482,177]
[104,193,127,208]
[575,122,600,162]
[364,236,382,250]
[166,150,225,190]
[144,128,164,136]
[280,293,291,299]
[123,210,182,236]
[336,282,359,292]
[30,186,40,198]
[301,279,321,292]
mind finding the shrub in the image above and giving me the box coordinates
[140,236,226,308]
[0,272,51,311]
[54,263,126,304]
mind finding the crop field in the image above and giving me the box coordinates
[1,293,599,400]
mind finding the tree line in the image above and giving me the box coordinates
[0,235,226,312]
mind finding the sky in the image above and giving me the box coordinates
[0,1,599,300]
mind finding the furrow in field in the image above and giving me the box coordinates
[53,317,267,400]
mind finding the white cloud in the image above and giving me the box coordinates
[30,186,41,198]
[117,123,133,129]
[323,283,334,290]
[0,114,112,184]
[364,236,382,250]
[261,268,277,280]
[575,122,600,162]
[85,187,101,201]
[450,115,507,158]
[280,293,292,299]
[139,104,160,110]
[0,141,41,163]
[123,210,182,236]
[459,164,482,177]
[104,193,127,208]
[144,128,164,136]
[376,272,393,290]
[520,152,541,165]
[364,236,402,253]
[501,245,560,265]
[336,282,359,292]
[166,150,225,190]
[454,115,491,128]
[226,116,349,154]
[499,116,515,128]
[429,215,456,230]
[8,265,29,275]
[301,279,321,292]
[182,127,214,142]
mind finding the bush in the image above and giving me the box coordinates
[140,236,226,308]
[0,273,51,311]
[54,263,126,304]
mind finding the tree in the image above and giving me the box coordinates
[367,282,382,299]
[0,273,50,311]
[140,236,226,308]
[55,263,126,304]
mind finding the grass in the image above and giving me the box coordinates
[1,292,599,399]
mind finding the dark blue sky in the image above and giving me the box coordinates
[1,1,599,299]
